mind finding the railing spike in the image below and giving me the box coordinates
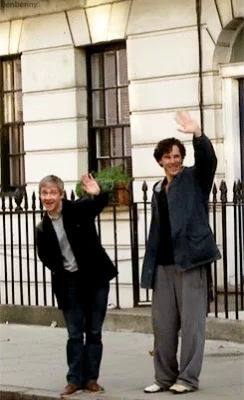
[212,183,217,202]
[24,190,28,210]
[32,191,36,210]
[236,180,242,202]
[1,193,6,211]
[142,181,148,191]
[233,181,237,203]
[220,180,227,203]
[14,188,23,211]
[70,190,75,201]
[142,180,148,202]
[9,195,13,211]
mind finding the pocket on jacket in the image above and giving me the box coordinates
[187,233,212,264]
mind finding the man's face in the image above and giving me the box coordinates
[40,183,63,215]
[159,145,183,180]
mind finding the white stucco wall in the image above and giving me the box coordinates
[0,0,243,193]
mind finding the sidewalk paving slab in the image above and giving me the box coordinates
[0,324,244,400]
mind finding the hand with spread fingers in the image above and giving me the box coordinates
[175,111,202,137]
[81,174,100,196]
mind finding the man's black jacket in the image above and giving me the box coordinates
[36,192,117,309]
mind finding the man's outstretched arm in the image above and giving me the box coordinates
[175,111,217,196]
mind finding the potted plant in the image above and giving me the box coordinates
[75,165,132,205]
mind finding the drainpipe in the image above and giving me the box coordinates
[196,0,204,132]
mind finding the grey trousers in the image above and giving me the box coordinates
[152,264,208,390]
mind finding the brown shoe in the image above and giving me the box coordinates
[84,381,105,393]
[61,383,81,396]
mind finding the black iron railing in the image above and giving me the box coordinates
[0,181,243,319]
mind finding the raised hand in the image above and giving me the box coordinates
[175,111,201,136]
[81,174,100,196]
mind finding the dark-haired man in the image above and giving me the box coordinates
[142,111,221,394]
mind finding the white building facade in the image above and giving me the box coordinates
[0,0,243,194]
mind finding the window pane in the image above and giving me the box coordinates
[4,93,13,122]
[124,157,132,176]
[14,59,22,90]
[123,126,131,156]
[14,92,23,122]
[117,49,128,86]
[104,51,116,88]
[118,87,130,124]
[9,125,19,154]
[10,156,20,186]
[91,53,104,89]
[110,127,122,157]
[105,89,117,125]
[98,158,110,170]
[92,91,105,126]
[97,128,110,157]
[3,60,13,91]
[9,125,24,186]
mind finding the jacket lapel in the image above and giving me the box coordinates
[42,213,62,257]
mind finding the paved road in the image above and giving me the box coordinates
[0,324,244,399]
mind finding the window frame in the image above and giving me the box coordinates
[220,63,244,187]
[86,42,131,174]
[0,54,25,193]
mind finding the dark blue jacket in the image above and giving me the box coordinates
[141,134,221,289]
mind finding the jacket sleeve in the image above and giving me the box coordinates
[35,225,54,272]
[73,192,109,218]
[193,134,217,196]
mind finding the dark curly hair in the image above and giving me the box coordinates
[153,138,186,163]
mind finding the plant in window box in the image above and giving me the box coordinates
[75,166,132,206]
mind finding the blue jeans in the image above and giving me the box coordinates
[62,274,109,387]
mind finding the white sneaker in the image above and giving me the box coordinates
[144,383,167,393]
[169,383,194,394]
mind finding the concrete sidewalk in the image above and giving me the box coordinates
[0,324,244,400]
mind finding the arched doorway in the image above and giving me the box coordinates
[231,26,244,181]
[214,20,244,186]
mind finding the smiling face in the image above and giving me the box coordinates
[40,183,63,216]
[159,145,183,182]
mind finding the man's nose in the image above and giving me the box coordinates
[43,193,52,199]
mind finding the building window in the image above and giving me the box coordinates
[0,56,25,192]
[87,42,131,174]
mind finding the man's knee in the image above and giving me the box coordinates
[86,329,102,344]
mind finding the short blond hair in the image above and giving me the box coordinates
[39,175,64,194]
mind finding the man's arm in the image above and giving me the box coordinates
[192,134,217,195]
[75,174,109,217]
[74,191,109,217]
[175,111,217,196]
